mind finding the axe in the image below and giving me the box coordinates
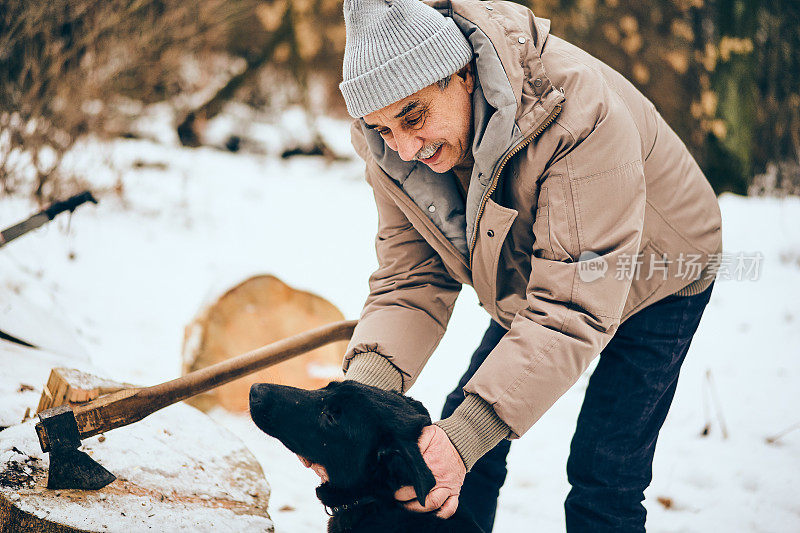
[0,190,98,248]
[35,319,357,490]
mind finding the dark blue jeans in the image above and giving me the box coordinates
[441,282,714,532]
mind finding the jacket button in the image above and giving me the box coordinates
[487,229,495,237]
[428,204,436,213]
[534,78,543,88]
[518,36,526,44]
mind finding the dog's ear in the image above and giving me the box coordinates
[378,437,436,506]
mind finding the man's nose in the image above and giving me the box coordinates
[393,130,423,161]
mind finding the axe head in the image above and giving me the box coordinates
[36,405,116,490]
[47,448,116,490]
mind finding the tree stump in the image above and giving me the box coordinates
[182,274,346,412]
[0,404,273,532]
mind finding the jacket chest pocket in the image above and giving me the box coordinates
[472,198,518,316]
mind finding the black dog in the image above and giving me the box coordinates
[249,380,484,532]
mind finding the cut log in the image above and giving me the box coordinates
[0,404,273,532]
[182,274,346,412]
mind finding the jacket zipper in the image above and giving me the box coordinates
[468,103,563,267]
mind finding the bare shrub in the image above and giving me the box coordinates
[0,0,251,201]
[749,161,800,197]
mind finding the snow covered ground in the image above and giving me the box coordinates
[1,111,798,532]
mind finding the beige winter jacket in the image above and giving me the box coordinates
[343,0,722,469]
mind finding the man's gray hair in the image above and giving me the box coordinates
[435,63,470,91]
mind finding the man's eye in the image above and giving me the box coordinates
[405,113,425,128]
[377,128,391,136]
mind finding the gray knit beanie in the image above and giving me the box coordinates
[339,0,474,118]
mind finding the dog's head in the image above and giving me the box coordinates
[249,380,435,505]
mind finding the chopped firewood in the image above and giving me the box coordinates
[36,368,135,414]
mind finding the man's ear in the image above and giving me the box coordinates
[458,62,475,94]
[378,440,436,506]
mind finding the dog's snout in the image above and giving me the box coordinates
[249,382,323,447]
[249,383,270,412]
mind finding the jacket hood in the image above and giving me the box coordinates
[357,0,565,259]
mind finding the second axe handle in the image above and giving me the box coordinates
[72,319,357,440]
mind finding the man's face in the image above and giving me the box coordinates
[363,65,474,173]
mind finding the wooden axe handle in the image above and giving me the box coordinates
[72,319,357,439]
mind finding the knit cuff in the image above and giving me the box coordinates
[434,394,510,471]
[343,352,404,393]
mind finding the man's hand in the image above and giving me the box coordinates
[394,424,467,518]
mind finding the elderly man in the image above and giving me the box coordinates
[309,0,722,531]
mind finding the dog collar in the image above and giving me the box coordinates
[324,496,379,516]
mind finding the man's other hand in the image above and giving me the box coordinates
[394,424,467,518]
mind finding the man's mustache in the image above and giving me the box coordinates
[415,141,444,160]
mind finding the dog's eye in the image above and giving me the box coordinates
[320,405,341,425]
[320,410,335,425]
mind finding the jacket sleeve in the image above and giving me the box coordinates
[342,122,462,393]
[461,97,647,439]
